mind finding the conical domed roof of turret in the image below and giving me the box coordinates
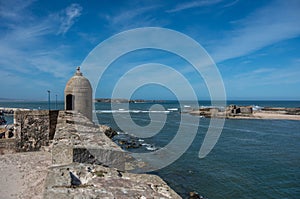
[65,67,92,93]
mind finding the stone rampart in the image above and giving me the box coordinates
[52,111,126,170]
[14,110,59,152]
[0,139,16,153]
[45,110,181,198]
[3,109,181,198]
[43,163,181,199]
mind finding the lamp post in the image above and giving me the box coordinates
[55,94,58,110]
[47,90,51,110]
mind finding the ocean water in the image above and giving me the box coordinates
[1,100,299,198]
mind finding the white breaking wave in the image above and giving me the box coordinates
[167,108,178,111]
[142,143,158,151]
[94,110,171,114]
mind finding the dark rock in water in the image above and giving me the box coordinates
[118,140,126,145]
[116,137,142,149]
[0,116,6,125]
[189,191,205,199]
[99,125,118,139]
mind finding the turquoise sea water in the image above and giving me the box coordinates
[1,100,299,198]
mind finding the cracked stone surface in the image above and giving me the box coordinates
[44,163,181,199]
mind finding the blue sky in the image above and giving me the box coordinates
[0,0,299,100]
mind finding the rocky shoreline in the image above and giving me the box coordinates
[0,107,30,115]
[189,105,300,120]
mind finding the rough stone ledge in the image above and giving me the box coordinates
[73,147,125,171]
[52,111,127,170]
[1,108,182,198]
[43,163,181,199]
[9,110,181,198]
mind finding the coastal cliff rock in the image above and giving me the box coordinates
[99,124,118,138]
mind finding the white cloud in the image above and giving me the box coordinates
[229,65,300,88]
[167,0,223,13]
[57,3,82,35]
[222,64,300,100]
[0,0,35,21]
[103,5,164,31]
[223,0,239,8]
[211,0,300,63]
[0,1,82,99]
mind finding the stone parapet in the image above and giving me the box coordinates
[14,110,59,152]
[2,109,181,198]
[48,111,181,198]
[0,139,16,153]
[52,111,125,170]
[43,163,181,199]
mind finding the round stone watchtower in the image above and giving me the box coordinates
[64,67,92,121]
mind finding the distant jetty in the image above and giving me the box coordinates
[189,105,300,120]
[0,107,30,115]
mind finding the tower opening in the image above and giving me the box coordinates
[66,94,74,110]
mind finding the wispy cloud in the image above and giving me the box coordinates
[0,0,35,21]
[57,3,82,35]
[229,65,300,88]
[222,64,300,99]
[0,2,81,82]
[103,4,163,31]
[211,0,300,62]
[223,0,239,8]
[167,0,223,13]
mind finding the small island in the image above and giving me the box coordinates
[189,105,300,120]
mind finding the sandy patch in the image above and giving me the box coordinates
[253,112,300,120]
[0,151,51,199]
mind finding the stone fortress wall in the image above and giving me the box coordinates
[14,110,59,152]
[1,109,181,198]
[0,110,57,153]
[0,67,182,198]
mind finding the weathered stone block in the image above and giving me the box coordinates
[43,163,181,199]
[52,141,73,165]
[73,147,125,171]
[14,110,59,152]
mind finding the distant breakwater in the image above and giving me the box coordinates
[0,107,30,115]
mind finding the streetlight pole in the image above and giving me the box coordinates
[47,90,51,110]
[55,94,57,110]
